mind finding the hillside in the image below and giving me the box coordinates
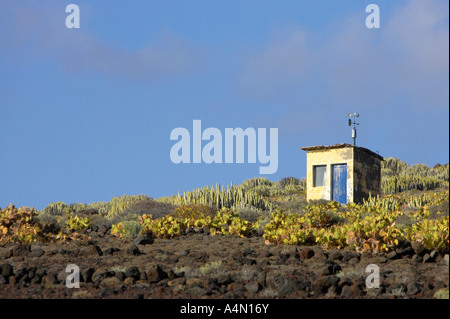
[0,158,448,299]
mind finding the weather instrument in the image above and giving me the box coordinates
[348,113,359,146]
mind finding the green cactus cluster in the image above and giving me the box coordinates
[157,183,274,211]
[381,158,449,194]
[363,190,449,211]
[38,194,152,220]
[157,177,306,212]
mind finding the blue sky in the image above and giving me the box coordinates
[0,0,448,210]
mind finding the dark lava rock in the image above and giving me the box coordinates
[100,277,123,289]
[338,277,353,288]
[325,285,339,298]
[228,282,245,293]
[256,272,266,289]
[78,245,103,257]
[342,251,360,262]
[29,248,44,258]
[244,280,260,293]
[312,249,328,261]
[43,273,58,288]
[395,241,414,257]
[97,224,111,237]
[206,282,221,295]
[232,251,242,260]
[126,245,141,256]
[59,249,78,258]
[243,247,256,257]
[57,269,69,283]
[0,263,13,277]
[42,223,60,235]
[14,267,28,281]
[320,265,334,276]
[216,274,232,286]
[340,285,352,298]
[0,248,12,258]
[268,276,300,295]
[300,248,314,259]
[167,269,178,280]
[139,271,148,281]
[411,241,426,256]
[360,251,373,260]
[125,266,141,280]
[412,254,423,263]
[115,272,126,282]
[146,264,168,283]
[386,251,399,260]
[81,267,95,283]
[407,281,423,296]
[329,251,343,261]
[201,226,211,235]
[29,267,46,285]
[348,282,365,298]
[279,252,290,263]
[429,250,438,261]
[320,262,341,276]
[313,276,340,293]
[12,244,31,257]
[133,234,155,246]
[175,249,190,257]
[260,251,273,258]
[423,253,433,263]
[242,257,257,266]
[187,286,208,297]
[92,269,114,286]
[103,247,118,255]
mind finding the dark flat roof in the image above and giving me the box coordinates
[300,143,383,160]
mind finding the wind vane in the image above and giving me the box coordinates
[348,113,359,146]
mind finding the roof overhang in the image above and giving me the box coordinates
[300,143,383,161]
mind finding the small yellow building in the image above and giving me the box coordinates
[300,143,383,204]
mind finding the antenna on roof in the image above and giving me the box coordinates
[348,113,359,146]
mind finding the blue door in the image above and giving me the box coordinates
[332,164,347,204]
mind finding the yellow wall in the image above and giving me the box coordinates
[305,147,354,203]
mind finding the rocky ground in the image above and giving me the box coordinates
[0,224,448,299]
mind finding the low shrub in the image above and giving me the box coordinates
[111,199,176,223]
[200,261,225,277]
[434,288,449,299]
[0,204,44,244]
[237,207,264,223]
[64,213,92,231]
[111,220,143,240]
[279,177,302,188]
[174,204,217,220]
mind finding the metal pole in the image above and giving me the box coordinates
[348,113,359,146]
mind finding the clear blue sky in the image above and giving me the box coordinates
[1,0,448,210]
